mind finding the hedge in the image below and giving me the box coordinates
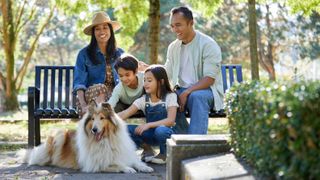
[225,80,320,179]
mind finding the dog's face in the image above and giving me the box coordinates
[84,101,118,142]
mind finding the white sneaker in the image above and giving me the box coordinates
[150,154,166,164]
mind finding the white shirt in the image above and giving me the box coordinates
[179,43,197,88]
[133,93,179,115]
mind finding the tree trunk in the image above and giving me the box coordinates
[248,0,260,80]
[1,1,55,111]
[257,5,276,81]
[148,0,160,64]
[265,4,276,81]
[1,0,20,111]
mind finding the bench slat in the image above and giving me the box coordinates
[50,68,56,108]
[65,68,71,108]
[58,68,63,108]
[221,65,228,93]
[228,66,235,87]
[236,65,243,82]
[43,68,49,109]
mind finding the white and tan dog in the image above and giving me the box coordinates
[20,101,153,173]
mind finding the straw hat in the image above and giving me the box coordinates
[83,12,121,35]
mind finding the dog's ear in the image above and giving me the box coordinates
[101,102,113,112]
[88,99,97,113]
[101,102,118,125]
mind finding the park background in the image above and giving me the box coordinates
[0,0,319,112]
[0,0,319,179]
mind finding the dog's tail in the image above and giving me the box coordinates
[16,137,54,166]
[16,148,32,163]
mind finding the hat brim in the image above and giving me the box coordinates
[83,21,121,35]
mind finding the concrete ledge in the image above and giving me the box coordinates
[182,153,256,180]
[166,134,230,180]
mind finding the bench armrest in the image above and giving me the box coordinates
[28,86,40,110]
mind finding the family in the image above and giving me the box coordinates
[73,6,224,165]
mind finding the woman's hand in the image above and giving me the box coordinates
[138,61,149,72]
[80,104,88,115]
[135,123,150,135]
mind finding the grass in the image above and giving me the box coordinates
[0,116,229,151]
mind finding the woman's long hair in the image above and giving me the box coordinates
[144,65,173,99]
[87,23,117,65]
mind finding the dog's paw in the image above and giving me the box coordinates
[135,163,154,173]
[138,165,154,173]
[122,166,137,173]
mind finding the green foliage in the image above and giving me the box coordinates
[288,0,320,16]
[226,80,320,178]
[113,0,149,49]
[56,0,149,50]
[185,0,223,18]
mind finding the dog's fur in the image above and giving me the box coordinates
[20,102,153,173]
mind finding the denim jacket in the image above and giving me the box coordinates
[73,46,124,94]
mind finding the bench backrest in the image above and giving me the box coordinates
[33,64,243,111]
[221,64,243,93]
[35,66,76,111]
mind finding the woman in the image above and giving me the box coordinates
[73,11,124,116]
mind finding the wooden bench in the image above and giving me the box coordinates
[27,65,243,147]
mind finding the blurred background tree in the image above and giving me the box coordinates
[0,0,319,111]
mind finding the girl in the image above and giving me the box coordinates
[118,65,178,164]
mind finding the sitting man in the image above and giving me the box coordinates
[165,6,224,134]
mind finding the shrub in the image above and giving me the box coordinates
[225,80,320,179]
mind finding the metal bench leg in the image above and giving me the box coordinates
[28,87,36,147]
[28,114,35,148]
[35,117,41,146]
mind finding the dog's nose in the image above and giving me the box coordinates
[91,127,98,134]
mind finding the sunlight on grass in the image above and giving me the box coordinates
[0,121,28,141]
[0,109,28,121]
[208,124,229,134]
[0,118,229,143]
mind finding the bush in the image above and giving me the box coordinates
[225,80,320,179]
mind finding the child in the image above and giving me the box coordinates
[118,65,178,164]
[107,54,144,112]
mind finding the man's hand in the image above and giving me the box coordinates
[135,123,150,135]
[178,89,191,112]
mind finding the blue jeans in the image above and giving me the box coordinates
[176,88,213,134]
[127,125,173,154]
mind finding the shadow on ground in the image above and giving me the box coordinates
[0,151,166,180]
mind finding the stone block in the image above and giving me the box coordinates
[166,134,230,180]
[182,153,256,180]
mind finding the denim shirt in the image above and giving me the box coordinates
[73,46,124,94]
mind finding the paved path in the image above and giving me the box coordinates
[0,151,166,180]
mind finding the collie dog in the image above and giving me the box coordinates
[20,101,153,173]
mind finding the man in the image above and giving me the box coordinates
[165,6,224,134]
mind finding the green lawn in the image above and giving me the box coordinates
[0,117,229,151]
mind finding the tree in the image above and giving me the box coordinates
[0,0,56,111]
[148,0,160,64]
[248,0,260,80]
[187,0,260,80]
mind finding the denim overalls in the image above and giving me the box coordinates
[127,94,173,155]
